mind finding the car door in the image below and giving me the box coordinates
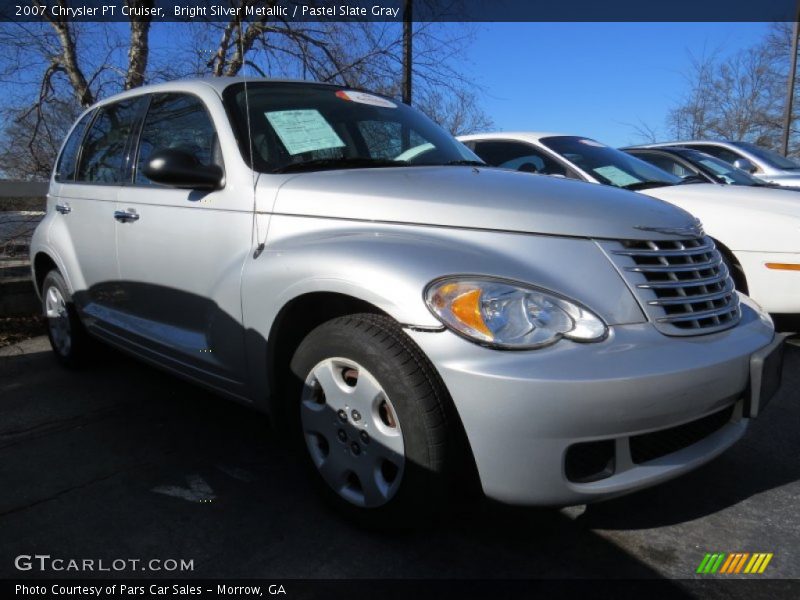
[51,98,147,319]
[114,91,252,396]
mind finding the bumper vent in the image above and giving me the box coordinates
[602,237,741,336]
[630,405,735,465]
[565,440,615,483]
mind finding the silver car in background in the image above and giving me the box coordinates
[31,79,784,523]
[639,140,800,188]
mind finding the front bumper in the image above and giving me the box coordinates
[406,303,776,505]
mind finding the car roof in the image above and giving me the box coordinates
[622,146,690,154]
[457,131,573,144]
[85,77,339,109]
[626,140,740,149]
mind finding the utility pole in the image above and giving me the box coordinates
[402,0,412,105]
[782,3,800,156]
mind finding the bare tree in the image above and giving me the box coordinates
[417,87,493,136]
[0,1,490,179]
[198,10,489,132]
[0,99,80,180]
[624,119,661,144]
[665,23,797,156]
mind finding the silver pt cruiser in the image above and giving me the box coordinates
[31,78,785,522]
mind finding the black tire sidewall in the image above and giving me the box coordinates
[289,315,452,525]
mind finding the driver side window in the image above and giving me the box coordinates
[135,93,222,185]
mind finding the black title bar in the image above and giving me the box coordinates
[0,0,797,23]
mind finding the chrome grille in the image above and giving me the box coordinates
[601,237,741,336]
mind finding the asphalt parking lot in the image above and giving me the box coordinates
[1,335,798,593]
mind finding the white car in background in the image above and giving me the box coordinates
[459,132,800,320]
[638,140,800,188]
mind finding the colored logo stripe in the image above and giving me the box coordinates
[697,553,773,574]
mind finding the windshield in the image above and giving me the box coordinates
[540,136,681,189]
[678,149,763,186]
[223,82,480,173]
[732,141,800,170]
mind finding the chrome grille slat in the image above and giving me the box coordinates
[646,284,734,305]
[623,256,722,272]
[635,269,729,290]
[601,236,741,336]
[655,302,740,323]
[613,242,715,257]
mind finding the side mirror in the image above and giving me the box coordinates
[142,148,223,190]
[732,158,757,174]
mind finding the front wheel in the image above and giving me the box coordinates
[290,314,460,525]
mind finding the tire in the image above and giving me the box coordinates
[718,246,747,295]
[41,269,93,368]
[289,313,460,527]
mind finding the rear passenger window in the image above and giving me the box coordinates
[55,111,94,182]
[77,98,147,183]
[135,94,221,185]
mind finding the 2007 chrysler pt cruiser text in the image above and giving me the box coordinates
[31,78,785,523]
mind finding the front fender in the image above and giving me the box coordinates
[240,215,645,412]
[242,214,645,338]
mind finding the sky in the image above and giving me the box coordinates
[0,20,776,152]
[138,21,772,149]
[462,22,773,147]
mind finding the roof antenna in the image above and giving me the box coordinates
[237,18,265,259]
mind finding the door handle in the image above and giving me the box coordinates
[55,203,71,215]
[114,209,140,223]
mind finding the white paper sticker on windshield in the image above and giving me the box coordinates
[579,139,606,147]
[336,90,397,108]
[593,165,640,187]
[265,109,345,156]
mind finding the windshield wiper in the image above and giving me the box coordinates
[622,180,675,191]
[272,157,408,174]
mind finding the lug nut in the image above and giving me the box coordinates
[337,429,347,442]
[337,409,347,422]
[351,409,361,421]
[350,442,361,455]
[359,430,370,444]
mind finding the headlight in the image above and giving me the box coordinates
[424,277,607,349]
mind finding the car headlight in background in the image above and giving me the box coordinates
[425,277,607,349]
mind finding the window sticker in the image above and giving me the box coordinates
[593,165,640,187]
[579,139,606,147]
[265,109,345,156]
[336,90,397,108]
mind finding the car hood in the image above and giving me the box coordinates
[758,173,800,187]
[271,166,699,241]
[642,183,800,218]
[639,183,800,252]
